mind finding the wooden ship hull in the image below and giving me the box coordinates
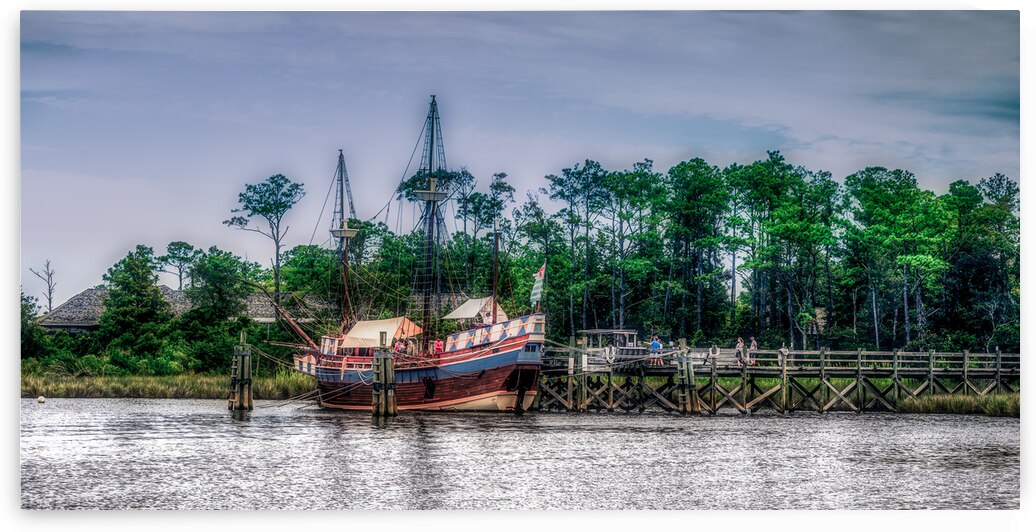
[295,314,545,411]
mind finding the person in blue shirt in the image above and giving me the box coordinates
[649,336,663,366]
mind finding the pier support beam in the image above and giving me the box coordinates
[228,332,253,411]
[372,351,397,417]
[577,342,588,412]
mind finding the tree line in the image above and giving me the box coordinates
[21,150,1019,377]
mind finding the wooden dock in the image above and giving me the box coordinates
[534,348,1020,414]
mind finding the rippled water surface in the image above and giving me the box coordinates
[20,399,1019,509]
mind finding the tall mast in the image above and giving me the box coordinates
[337,150,358,221]
[331,150,357,331]
[415,96,447,353]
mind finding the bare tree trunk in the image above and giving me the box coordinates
[869,272,880,350]
[681,239,689,337]
[273,223,283,306]
[730,246,737,325]
[787,282,794,349]
[696,248,703,333]
[610,214,617,327]
[663,247,674,326]
[618,219,626,329]
[569,225,576,337]
[30,260,57,313]
[892,306,899,346]
[583,208,590,331]
[915,270,925,346]
[852,286,859,336]
[903,263,911,347]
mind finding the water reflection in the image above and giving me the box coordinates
[20,399,1019,510]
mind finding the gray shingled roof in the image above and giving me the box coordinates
[38,286,330,329]
[37,287,109,329]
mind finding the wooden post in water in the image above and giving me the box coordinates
[709,347,718,415]
[372,351,397,417]
[567,356,576,409]
[962,350,970,396]
[676,358,690,415]
[892,348,900,412]
[928,349,935,397]
[577,338,588,412]
[688,356,700,415]
[740,349,748,415]
[995,347,1002,394]
[371,354,382,415]
[820,347,828,414]
[387,352,398,416]
[228,331,253,411]
[855,349,863,413]
[780,348,788,414]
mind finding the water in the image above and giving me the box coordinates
[20,398,1019,510]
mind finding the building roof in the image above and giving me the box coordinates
[38,286,330,329]
[37,287,109,329]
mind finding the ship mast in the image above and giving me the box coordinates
[330,149,357,332]
[415,96,448,353]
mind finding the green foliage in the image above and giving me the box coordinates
[187,246,258,320]
[224,173,306,304]
[158,241,202,290]
[97,245,173,356]
[28,154,1020,379]
[20,290,52,360]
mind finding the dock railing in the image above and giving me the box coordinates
[537,347,1019,414]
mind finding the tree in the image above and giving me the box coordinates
[667,158,728,336]
[159,241,202,290]
[186,246,259,320]
[165,247,259,373]
[224,174,306,305]
[29,260,57,313]
[21,289,52,359]
[97,245,173,360]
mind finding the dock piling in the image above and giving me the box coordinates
[372,351,397,417]
[228,331,253,411]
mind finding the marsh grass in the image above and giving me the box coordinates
[900,393,1019,417]
[21,371,317,400]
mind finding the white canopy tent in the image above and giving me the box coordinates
[442,297,508,323]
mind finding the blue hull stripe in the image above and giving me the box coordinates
[316,346,541,385]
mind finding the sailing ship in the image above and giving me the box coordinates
[283,96,545,411]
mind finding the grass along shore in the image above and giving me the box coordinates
[22,372,1019,417]
[899,393,1019,417]
[21,371,317,400]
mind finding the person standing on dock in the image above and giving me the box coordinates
[749,336,758,365]
[736,337,746,365]
[650,336,663,366]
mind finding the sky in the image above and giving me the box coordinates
[18,10,1020,307]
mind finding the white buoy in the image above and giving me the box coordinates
[37,396,45,404]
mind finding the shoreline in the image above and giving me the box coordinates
[20,374,1019,417]
[20,372,316,401]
